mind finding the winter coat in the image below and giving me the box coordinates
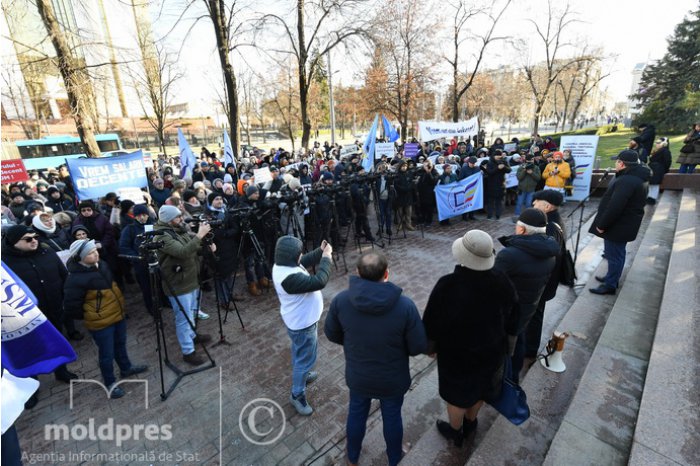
[153,221,203,296]
[516,164,541,193]
[422,265,518,407]
[494,233,559,335]
[63,260,125,331]
[394,171,415,207]
[72,213,117,254]
[541,210,565,302]
[1,240,67,325]
[636,125,656,163]
[438,172,458,185]
[150,187,172,207]
[458,164,480,181]
[45,195,74,213]
[34,228,70,252]
[484,158,512,194]
[542,161,572,189]
[677,131,700,165]
[205,206,240,278]
[118,219,153,258]
[325,275,427,399]
[649,146,672,185]
[589,163,650,243]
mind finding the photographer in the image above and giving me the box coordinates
[349,167,376,242]
[515,157,541,216]
[154,205,214,366]
[119,204,155,314]
[394,161,416,231]
[416,160,439,226]
[203,193,243,306]
[374,163,395,236]
[542,151,571,194]
[235,186,273,296]
[483,151,512,220]
[309,172,339,248]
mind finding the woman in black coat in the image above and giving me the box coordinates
[393,162,416,230]
[647,138,672,204]
[423,230,518,446]
[416,160,439,225]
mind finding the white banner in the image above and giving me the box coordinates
[375,142,395,159]
[340,144,361,158]
[434,172,484,221]
[559,135,599,201]
[418,117,479,142]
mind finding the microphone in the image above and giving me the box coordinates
[601,168,612,179]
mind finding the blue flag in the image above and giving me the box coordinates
[178,128,196,179]
[223,130,235,169]
[382,115,399,142]
[434,172,484,221]
[1,262,77,377]
[362,114,379,172]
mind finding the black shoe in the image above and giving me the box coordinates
[436,420,463,447]
[193,334,212,344]
[25,391,39,409]
[386,229,392,236]
[68,330,84,341]
[183,352,206,366]
[463,418,478,438]
[55,367,78,383]
[121,364,148,378]
[595,276,606,283]
[589,285,616,295]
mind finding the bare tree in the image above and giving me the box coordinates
[372,0,438,141]
[447,0,511,122]
[568,51,608,130]
[1,68,42,139]
[129,45,183,155]
[238,71,255,145]
[267,63,300,151]
[522,0,582,135]
[36,0,101,157]
[260,0,366,150]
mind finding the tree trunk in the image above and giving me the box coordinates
[297,0,312,151]
[209,0,240,158]
[532,107,541,135]
[37,0,101,158]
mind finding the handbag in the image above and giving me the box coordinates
[488,356,531,425]
[559,249,577,287]
[680,143,694,154]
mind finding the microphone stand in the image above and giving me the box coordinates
[567,169,613,269]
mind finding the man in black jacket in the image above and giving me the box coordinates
[325,252,427,466]
[494,208,559,382]
[589,150,650,295]
[1,225,78,382]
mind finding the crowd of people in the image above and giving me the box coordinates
[1,121,696,465]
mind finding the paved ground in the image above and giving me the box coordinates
[15,198,600,466]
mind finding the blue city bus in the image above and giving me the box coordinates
[14,134,123,170]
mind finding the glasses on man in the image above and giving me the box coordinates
[20,236,38,243]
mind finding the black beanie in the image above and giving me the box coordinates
[518,208,547,228]
[78,199,95,210]
[532,189,564,207]
[5,224,33,246]
[208,192,223,205]
[182,190,198,203]
[274,235,303,266]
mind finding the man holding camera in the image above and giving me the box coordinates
[515,157,541,216]
[272,235,333,416]
[155,205,214,365]
[542,151,571,194]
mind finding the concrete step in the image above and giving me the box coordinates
[628,189,700,466]
[542,190,682,466]
[462,192,674,466]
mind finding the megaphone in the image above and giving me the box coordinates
[540,331,569,373]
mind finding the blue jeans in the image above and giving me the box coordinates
[603,239,627,289]
[347,392,404,466]
[378,199,392,231]
[515,191,534,215]
[679,164,696,174]
[287,323,318,397]
[168,289,199,355]
[89,319,132,386]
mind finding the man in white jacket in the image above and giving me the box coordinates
[272,235,333,415]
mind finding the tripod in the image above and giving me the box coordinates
[201,240,244,347]
[141,247,216,401]
[370,177,392,246]
[232,215,271,298]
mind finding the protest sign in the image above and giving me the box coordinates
[2,159,29,184]
[435,172,484,221]
[419,117,479,142]
[253,167,273,184]
[375,142,395,159]
[404,143,419,159]
[66,150,147,201]
[559,135,599,201]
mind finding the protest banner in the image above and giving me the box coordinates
[375,142,395,159]
[503,142,517,153]
[435,172,484,221]
[404,143,419,159]
[340,144,360,158]
[559,135,599,201]
[1,159,29,184]
[253,166,273,184]
[419,117,479,142]
[66,150,148,201]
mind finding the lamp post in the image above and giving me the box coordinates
[327,51,336,145]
